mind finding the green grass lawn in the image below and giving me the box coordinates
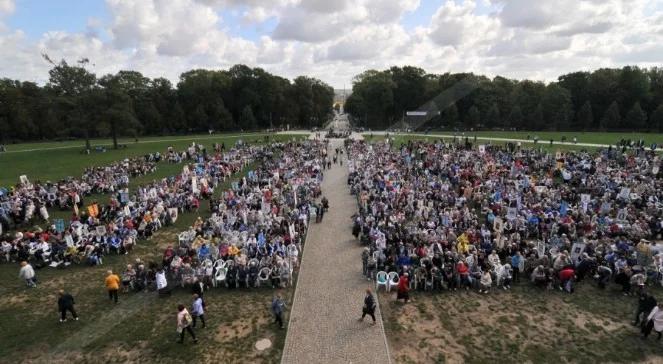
[0,132,299,188]
[385,130,663,147]
[0,228,295,363]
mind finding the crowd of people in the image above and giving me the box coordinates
[0,141,260,271]
[142,139,328,294]
[348,138,662,305]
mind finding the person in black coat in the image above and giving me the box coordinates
[359,288,376,325]
[58,290,78,322]
[634,291,657,326]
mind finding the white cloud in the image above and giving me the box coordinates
[0,0,662,89]
[0,0,14,15]
[427,1,500,48]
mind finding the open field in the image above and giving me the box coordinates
[0,132,300,188]
[381,283,663,364]
[460,131,663,146]
[360,130,663,154]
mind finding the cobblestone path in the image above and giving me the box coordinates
[281,138,391,364]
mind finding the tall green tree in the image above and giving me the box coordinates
[240,105,257,130]
[485,103,500,129]
[44,57,97,150]
[625,102,647,130]
[507,104,522,129]
[542,83,572,130]
[465,105,480,129]
[600,101,621,130]
[650,104,663,132]
[577,101,594,131]
[442,103,459,130]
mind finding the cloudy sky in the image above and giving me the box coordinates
[1,0,662,88]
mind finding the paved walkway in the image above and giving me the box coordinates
[281,137,391,364]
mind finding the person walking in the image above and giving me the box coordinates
[58,290,79,322]
[634,292,657,327]
[105,270,120,304]
[397,272,410,303]
[271,294,286,329]
[176,304,198,344]
[359,288,377,325]
[191,293,205,329]
[18,261,37,287]
[642,302,663,340]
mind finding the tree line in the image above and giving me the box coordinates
[0,58,335,146]
[344,66,663,132]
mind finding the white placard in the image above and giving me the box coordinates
[506,207,517,221]
[570,242,586,263]
[192,176,199,194]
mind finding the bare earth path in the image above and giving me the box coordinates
[281,137,391,364]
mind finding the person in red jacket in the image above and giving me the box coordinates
[559,266,575,293]
[397,272,410,303]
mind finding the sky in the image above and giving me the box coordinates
[0,0,662,88]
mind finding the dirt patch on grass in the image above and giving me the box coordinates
[381,284,663,363]
[215,320,253,343]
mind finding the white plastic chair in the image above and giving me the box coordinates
[376,271,388,292]
[213,267,227,288]
[258,267,272,287]
[387,272,400,292]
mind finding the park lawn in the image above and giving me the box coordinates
[1,132,269,153]
[0,132,301,188]
[0,228,294,364]
[363,134,612,153]
[380,283,663,364]
[464,131,663,146]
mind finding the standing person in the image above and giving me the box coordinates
[191,293,205,329]
[642,302,663,340]
[359,288,377,325]
[511,251,522,283]
[271,294,286,329]
[176,304,198,344]
[397,272,410,303]
[105,270,120,304]
[58,290,78,322]
[156,268,170,297]
[18,261,37,287]
[634,292,658,327]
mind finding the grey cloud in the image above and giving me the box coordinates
[488,31,571,56]
[272,8,345,42]
[553,21,613,37]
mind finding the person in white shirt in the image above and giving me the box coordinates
[18,261,36,287]
[191,294,205,328]
[156,268,169,296]
[643,302,663,340]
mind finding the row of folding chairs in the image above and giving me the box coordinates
[375,271,400,292]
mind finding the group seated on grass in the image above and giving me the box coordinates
[347,138,663,296]
[2,140,328,297]
[0,154,159,227]
[0,141,263,269]
[151,140,327,293]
